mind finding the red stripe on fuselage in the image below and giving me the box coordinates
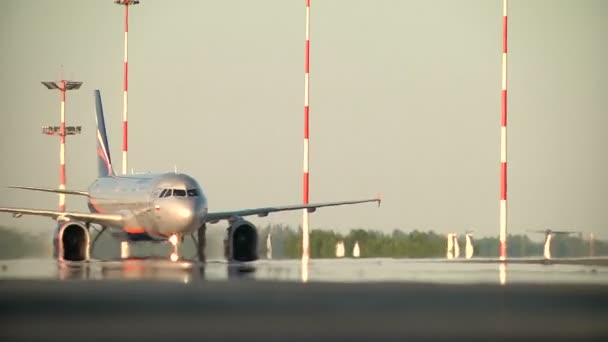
[124,227,145,234]
[88,198,106,214]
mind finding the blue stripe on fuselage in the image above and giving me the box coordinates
[127,232,156,241]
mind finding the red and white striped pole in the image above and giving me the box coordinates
[122,4,128,175]
[41,79,82,212]
[59,81,67,212]
[499,0,509,260]
[115,0,139,174]
[302,0,311,259]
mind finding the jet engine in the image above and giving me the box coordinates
[224,219,258,262]
[53,222,90,261]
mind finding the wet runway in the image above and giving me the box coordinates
[1,257,608,284]
[1,258,608,341]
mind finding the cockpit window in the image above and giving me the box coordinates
[159,188,197,198]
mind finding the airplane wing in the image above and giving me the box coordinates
[8,186,89,196]
[0,207,124,227]
[204,197,381,224]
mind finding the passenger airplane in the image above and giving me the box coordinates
[0,90,380,262]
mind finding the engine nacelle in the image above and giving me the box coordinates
[53,222,90,261]
[224,219,258,262]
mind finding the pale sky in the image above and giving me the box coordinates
[1,0,607,239]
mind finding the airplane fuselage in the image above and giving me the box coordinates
[87,172,208,240]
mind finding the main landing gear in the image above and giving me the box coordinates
[118,236,181,261]
[89,225,107,257]
[190,224,207,262]
[91,226,200,262]
[120,234,183,262]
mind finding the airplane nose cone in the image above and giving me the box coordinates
[176,200,206,232]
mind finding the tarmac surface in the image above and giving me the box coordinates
[1,257,608,341]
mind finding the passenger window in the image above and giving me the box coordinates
[173,189,186,197]
[187,189,198,197]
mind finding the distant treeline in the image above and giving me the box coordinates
[2,225,606,260]
[0,226,48,259]
[259,224,608,259]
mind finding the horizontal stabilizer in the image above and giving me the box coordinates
[8,186,89,196]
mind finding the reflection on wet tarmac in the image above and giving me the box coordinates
[301,255,309,283]
[52,259,260,282]
[1,257,608,285]
[499,262,507,285]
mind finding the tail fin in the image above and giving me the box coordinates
[94,90,114,177]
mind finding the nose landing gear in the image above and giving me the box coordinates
[169,234,180,262]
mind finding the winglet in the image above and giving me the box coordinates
[376,192,382,207]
